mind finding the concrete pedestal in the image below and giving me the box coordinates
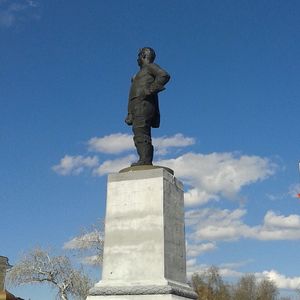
[87,295,193,300]
[87,168,197,300]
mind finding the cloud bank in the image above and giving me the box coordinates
[159,152,276,206]
[93,154,136,176]
[186,208,300,242]
[260,270,300,290]
[88,133,134,154]
[187,260,300,290]
[52,155,99,175]
[53,133,276,207]
[187,242,217,257]
[87,133,195,155]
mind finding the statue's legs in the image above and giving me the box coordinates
[131,125,153,166]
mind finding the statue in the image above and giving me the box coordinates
[125,47,170,166]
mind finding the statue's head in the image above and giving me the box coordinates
[137,47,156,66]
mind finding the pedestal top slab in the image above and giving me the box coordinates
[119,165,174,176]
[109,168,182,190]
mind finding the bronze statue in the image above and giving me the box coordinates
[125,47,170,166]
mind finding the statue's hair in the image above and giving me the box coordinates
[139,47,156,63]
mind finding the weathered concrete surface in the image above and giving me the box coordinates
[87,168,197,300]
[87,295,192,300]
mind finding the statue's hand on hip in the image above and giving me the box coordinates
[125,113,133,125]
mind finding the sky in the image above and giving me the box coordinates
[1,0,300,299]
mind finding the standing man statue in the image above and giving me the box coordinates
[125,47,170,166]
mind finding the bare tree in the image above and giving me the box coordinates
[232,274,257,300]
[191,266,231,300]
[64,221,104,266]
[7,248,93,300]
[191,267,284,300]
[256,278,279,300]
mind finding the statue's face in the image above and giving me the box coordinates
[137,48,155,67]
[137,51,144,67]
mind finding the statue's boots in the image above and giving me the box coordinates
[131,135,153,166]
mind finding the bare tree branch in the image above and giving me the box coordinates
[7,248,93,300]
[64,220,104,266]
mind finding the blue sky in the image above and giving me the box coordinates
[1,0,300,299]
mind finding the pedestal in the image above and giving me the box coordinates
[87,168,197,300]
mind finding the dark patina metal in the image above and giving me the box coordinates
[125,47,170,166]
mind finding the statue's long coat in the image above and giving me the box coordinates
[128,63,170,128]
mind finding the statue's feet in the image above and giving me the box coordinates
[131,161,152,167]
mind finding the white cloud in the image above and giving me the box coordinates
[264,210,300,228]
[186,258,197,268]
[219,260,253,270]
[260,270,300,290]
[219,268,244,278]
[192,262,300,290]
[187,261,248,278]
[88,133,134,154]
[186,263,209,278]
[158,152,276,206]
[187,242,217,257]
[52,155,99,175]
[54,133,194,176]
[256,227,300,241]
[256,211,300,240]
[88,133,194,155]
[186,262,243,279]
[153,133,195,155]
[186,208,300,242]
[93,154,136,176]
[0,0,39,28]
[184,188,218,206]
[187,261,300,290]
[186,208,251,241]
[54,135,276,207]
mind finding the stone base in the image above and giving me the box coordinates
[88,281,197,299]
[87,295,192,300]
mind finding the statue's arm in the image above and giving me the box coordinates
[146,63,170,95]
